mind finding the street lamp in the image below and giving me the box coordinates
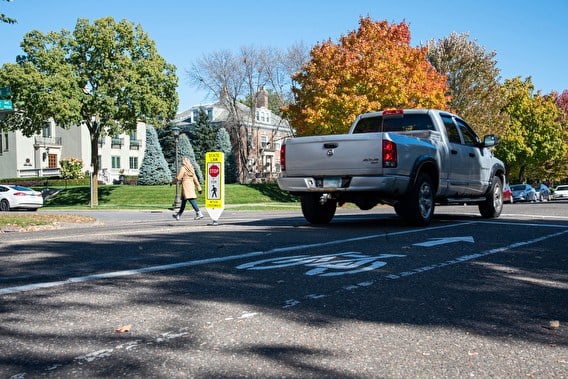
[171,126,181,210]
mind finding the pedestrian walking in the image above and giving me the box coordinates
[172,157,204,221]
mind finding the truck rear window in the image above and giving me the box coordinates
[353,114,434,134]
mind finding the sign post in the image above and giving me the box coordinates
[205,151,224,225]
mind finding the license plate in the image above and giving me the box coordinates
[323,177,341,188]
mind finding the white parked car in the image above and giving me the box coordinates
[553,185,568,200]
[0,184,44,211]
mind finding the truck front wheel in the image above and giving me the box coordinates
[398,172,435,226]
[301,193,337,224]
[479,175,503,218]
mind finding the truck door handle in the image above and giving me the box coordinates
[451,149,458,155]
[324,143,338,149]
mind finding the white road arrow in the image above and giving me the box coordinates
[413,236,475,247]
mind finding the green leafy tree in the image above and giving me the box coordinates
[1,0,16,24]
[215,127,237,183]
[0,17,178,205]
[191,107,217,169]
[426,32,509,137]
[138,125,171,185]
[496,77,567,182]
[553,90,568,181]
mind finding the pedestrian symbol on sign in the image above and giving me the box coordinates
[205,152,225,224]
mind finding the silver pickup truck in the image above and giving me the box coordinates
[277,109,506,225]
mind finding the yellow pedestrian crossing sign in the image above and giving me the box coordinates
[205,152,224,223]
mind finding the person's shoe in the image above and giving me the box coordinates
[172,213,180,221]
[194,211,204,220]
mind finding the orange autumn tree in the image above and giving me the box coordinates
[285,17,449,136]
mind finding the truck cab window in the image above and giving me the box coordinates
[455,118,481,146]
[353,117,380,133]
[441,115,461,144]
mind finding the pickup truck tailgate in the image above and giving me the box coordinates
[283,133,384,177]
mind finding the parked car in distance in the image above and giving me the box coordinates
[535,183,551,201]
[510,183,538,202]
[553,185,568,200]
[503,184,513,204]
[0,184,44,211]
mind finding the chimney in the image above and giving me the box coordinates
[256,87,269,108]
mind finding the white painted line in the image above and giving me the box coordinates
[413,236,474,247]
[0,222,471,296]
[477,219,568,228]
[386,228,568,280]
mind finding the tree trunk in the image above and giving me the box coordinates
[90,132,100,207]
[519,165,526,183]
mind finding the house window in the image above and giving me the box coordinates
[129,156,138,169]
[0,130,7,153]
[129,131,140,150]
[256,110,260,121]
[42,122,52,138]
[207,107,213,121]
[111,156,121,169]
[111,135,123,148]
[261,135,269,148]
[193,110,199,123]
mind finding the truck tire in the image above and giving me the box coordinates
[479,175,503,218]
[399,172,435,226]
[301,193,337,224]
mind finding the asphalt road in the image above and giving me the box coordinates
[1,201,567,378]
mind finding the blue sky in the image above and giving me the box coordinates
[2,0,567,113]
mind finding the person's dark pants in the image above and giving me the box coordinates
[178,198,199,216]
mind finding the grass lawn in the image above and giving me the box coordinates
[0,213,97,230]
[42,182,299,209]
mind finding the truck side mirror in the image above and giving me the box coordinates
[483,134,499,147]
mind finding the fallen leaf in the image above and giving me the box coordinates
[114,324,132,333]
[548,320,560,329]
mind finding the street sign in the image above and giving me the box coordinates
[0,87,11,98]
[0,100,13,111]
[205,151,225,224]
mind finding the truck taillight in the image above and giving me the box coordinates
[280,143,286,171]
[382,109,404,116]
[382,140,397,168]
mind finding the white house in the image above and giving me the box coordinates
[0,119,147,183]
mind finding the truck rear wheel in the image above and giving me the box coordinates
[301,193,337,224]
[479,175,503,218]
[399,172,435,226]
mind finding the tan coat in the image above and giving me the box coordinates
[174,157,202,200]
